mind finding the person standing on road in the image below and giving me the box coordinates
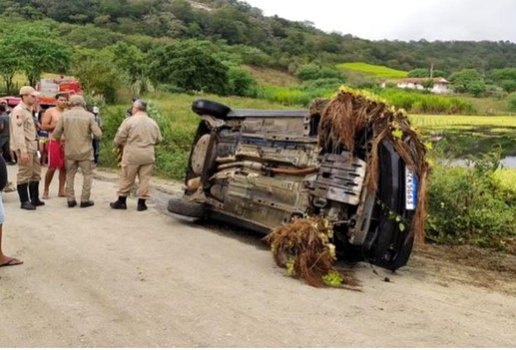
[9,86,44,210]
[52,95,102,208]
[41,93,69,199]
[92,106,102,166]
[110,100,162,211]
[0,154,23,268]
[0,104,14,164]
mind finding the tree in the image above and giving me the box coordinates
[0,24,71,87]
[408,68,446,78]
[0,40,22,94]
[71,48,123,103]
[148,42,229,94]
[488,68,516,93]
[449,69,486,97]
[108,42,145,84]
[295,64,342,81]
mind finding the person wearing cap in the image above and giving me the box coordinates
[110,99,162,211]
[9,86,44,210]
[41,93,69,199]
[52,95,102,208]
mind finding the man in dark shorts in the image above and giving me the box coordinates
[41,93,68,198]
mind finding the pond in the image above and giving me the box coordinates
[448,156,516,168]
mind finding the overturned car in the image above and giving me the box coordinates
[168,91,428,271]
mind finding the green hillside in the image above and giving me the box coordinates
[337,62,408,79]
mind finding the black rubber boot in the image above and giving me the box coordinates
[110,196,127,210]
[137,199,147,212]
[29,181,45,207]
[17,184,36,210]
[80,200,95,208]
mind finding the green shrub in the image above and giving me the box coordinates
[375,88,476,114]
[427,150,516,251]
[295,64,342,81]
[228,66,258,97]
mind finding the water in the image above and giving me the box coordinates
[447,156,516,169]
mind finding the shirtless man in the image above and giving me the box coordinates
[41,93,68,198]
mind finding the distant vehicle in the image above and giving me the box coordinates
[36,77,82,107]
[1,77,83,109]
[0,96,21,108]
[168,100,420,271]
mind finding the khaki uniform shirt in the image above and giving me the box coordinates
[9,102,37,153]
[115,113,162,166]
[53,107,102,161]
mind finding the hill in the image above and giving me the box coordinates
[1,0,516,74]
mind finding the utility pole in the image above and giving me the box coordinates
[429,62,434,79]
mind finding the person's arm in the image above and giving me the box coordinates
[9,111,27,154]
[155,124,163,145]
[114,120,129,146]
[52,117,64,140]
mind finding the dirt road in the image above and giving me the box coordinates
[1,165,515,347]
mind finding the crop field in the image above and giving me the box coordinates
[336,62,408,78]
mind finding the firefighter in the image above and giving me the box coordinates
[110,100,162,211]
[9,86,44,210]
[52,95,102,208]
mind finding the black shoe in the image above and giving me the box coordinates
[80,201,95,208]
[29,182,45,207]
[110,196,127,210]
[68,200,77,208]
[137,199,147,212]
[17,184,36,210]
[21,201,36,210]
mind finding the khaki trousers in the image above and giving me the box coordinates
[118,163,153,199]
[16,151,41,185]
[65,158,93,202]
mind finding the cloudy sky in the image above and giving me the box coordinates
[244,0,516,42]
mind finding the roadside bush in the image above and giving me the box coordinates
[427,150,516,251]
[375,88,476,114]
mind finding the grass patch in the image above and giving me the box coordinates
[243,65,299,87]
[410,115,516,157]
[336,62,408,79]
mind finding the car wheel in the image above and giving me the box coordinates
[192,99,231,118]
[167,196,206,218]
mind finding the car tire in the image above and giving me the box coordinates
[167,196,206,218]
[192,99,231,118]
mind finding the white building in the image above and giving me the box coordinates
[396,77,451,94]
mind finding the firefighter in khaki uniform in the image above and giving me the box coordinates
[9,86,45,210]
[52,95,102,208]
[110,100,162,211]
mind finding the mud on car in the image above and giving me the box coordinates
[168,98,424,270]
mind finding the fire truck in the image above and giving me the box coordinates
[36,77,82,107]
